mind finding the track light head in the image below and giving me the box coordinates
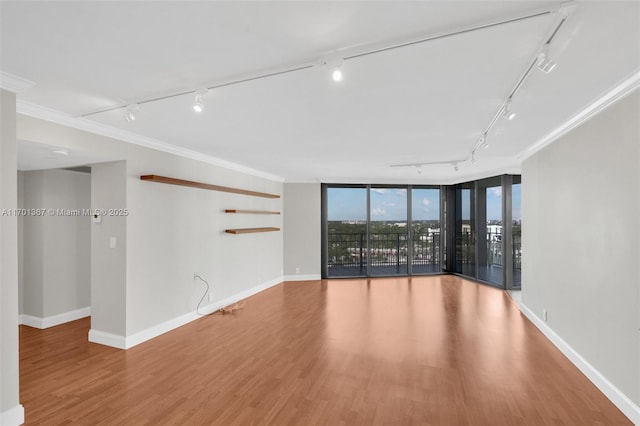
[503,97,516,120]
[124,104,139,122]
[471,152,477,164]
[537,44,557,73]
[452,162,459,172]
[324,54,344,82]
[331,67,343,82]
[479,134,489,149]
[193,89,208,113]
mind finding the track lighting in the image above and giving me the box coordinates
[503,97,516,120]
[331,67,343,82]
[324,54,344,82]
[193,89,208,113]
[479,134,489,149]
[124,104,139,122]
[537,44,557,73]
[461,4,571,168]
[452,162,459,172]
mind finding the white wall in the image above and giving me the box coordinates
[283,183,321,279]
[20,171,43,318]
[19,169,91,322]
[1,89,24,424]
[522,90,639,419]
[91,161,127,338]
[17,115,283,346]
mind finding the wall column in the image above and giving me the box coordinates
[0,89,25,424]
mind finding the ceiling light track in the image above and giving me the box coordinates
[469,3,575,165]
[81,2,572,120]
[345,9,553,61]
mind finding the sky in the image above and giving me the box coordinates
[327,184,521,222]
[327,187,440,221]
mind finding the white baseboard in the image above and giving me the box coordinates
[520,302,640,425]
[19,306,90,329]
[0,404,25,426]
[88,329,127,349]
[283,274,321,282]
[91,276,284,350]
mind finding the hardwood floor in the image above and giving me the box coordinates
[19,276,631,425]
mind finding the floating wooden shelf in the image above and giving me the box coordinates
[140,175,280,199]
[225,227,280,234]
[225,209,280,215]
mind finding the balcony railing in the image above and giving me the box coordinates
[328,232,440,276]
[458,230,521,271]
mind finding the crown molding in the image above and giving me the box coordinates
[16,100,285,182]
[0,70,36,93]
[518,70,640,161]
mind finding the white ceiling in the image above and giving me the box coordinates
[1,1,639,182]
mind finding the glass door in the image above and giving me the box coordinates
[322,184,443,278]
[477,177,503,287]
[455,183,475,277]
[411,188,441,274]
[369,187,408,276]
[325,186,367,277]
[512,177,522,288]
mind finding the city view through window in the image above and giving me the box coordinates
[324,180,521,288]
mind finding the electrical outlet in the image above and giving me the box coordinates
[295,267,300,274]
[208,293,214,302]
[543,308,548,322]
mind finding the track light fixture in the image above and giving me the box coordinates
[503,97,516,120]
[537,43,557,73]
[332,67,343,82]
[193,89,208,113]
[479,134,489,149]
[467,4,573,166]
[124,104,139,122]
[324,54,344,82]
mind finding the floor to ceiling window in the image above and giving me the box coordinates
[449,174,521,289]
[411,188,441,274]
[512,176,522,288]
[477,176,503,287]
[323,185,441,278]
[324,186,367,277]
[370,187,408,276]
[454,182,475,278]
[323,177,520,288]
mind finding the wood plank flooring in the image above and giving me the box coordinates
[19,276,631,425]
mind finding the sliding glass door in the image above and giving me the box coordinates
[477,177,503,287]
[512,177,522,288]
[324,177,521,287]
[325,186,367,277]
[370,187,408,276]
[454,183,475,278]
[323,185,441,278]
[448,175,522,289]
[411,188,441,273]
